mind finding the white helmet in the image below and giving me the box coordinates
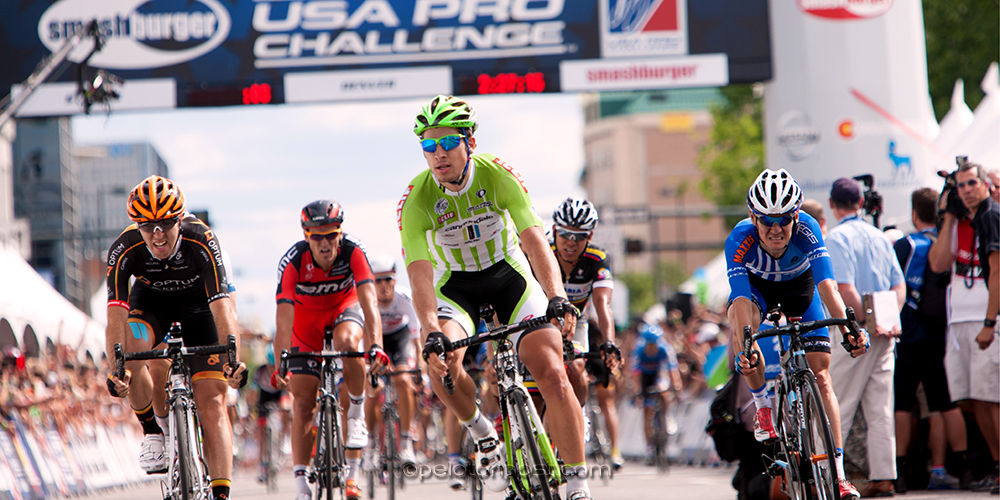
[369,255,396,276]
[747,169,802,215]
[553,197,599,230]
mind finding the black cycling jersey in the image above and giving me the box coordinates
[552,242,613,311]
[106,214,230,309]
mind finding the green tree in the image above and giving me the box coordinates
[619,272,655,317]
[923,0,1000,121]
[696,85,764,230]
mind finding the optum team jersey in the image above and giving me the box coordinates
[398,153,542,272]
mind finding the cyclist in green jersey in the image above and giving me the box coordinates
[398,95,592,500]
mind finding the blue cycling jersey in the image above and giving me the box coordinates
[633,340,678,375]
[725,212,834,303]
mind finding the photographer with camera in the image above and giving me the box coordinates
[929,159,1000,493]
[826,177,906,497]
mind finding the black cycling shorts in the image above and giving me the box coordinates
[383,326,415,368]
[126,286,225,381]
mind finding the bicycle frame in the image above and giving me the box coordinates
[430,308,562,500]
[745,309,861,500]
[279,329,365,500]
[114,325,236,500]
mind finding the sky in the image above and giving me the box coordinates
[72,94,587,333]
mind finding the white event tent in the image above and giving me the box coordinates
[0,245,105,362]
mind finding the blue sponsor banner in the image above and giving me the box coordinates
[0,0,770,110]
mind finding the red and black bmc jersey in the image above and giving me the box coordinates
[106,215,230,309]
[275,235,374,311]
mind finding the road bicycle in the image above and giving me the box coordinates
[259,400,285,493]
[280,327,366,500]
[365,368,421,500]
[743,307,863,500]
[427,305,563,500]
[114,323,237,500]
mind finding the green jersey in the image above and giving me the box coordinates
[398,153,542,272]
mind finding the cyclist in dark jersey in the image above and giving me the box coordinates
[271,200,387,500]
[104,175,247,500]
[549,198,622,467]
[726,169,868,500]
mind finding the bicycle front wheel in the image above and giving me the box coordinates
[314,399,337,500]
[385,414,397,500]
[508,389,554,500]
[799,371,839,500]
[174,400,193,500]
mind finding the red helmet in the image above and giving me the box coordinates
[127,175,186,222]
[301,200,344,229]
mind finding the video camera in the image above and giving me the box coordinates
[936,156,971,220]
[852,174,884,228]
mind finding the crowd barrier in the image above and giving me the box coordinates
[0,415,150,500]
[617,390,720,466]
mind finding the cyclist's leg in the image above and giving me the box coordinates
[192,377,233,484]
[287,355,321,468]
[567,321,590,404]
[385,327,418,458]
[596,382,621,460]
[518,326,585,465]
[123,298,170,430]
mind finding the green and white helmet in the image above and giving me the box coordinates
[414,95,478,137]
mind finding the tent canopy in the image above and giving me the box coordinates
[0,245,105,362]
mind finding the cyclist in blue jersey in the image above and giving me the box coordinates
[631,323,682,460]
[727,169,868,500]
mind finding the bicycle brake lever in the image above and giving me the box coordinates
[114,343,125,380]
[432,338,455,395]
[743,326,761,368]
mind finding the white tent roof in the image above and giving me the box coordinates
[0,245,105,362]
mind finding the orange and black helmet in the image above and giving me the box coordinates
[127,175,186,222]
[301,200,344,229]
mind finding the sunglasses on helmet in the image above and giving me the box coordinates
[754,213,796,228]
[420,134,466,153]
[306,227,342,241]
[137,217,181,233]
[556,228,592,242]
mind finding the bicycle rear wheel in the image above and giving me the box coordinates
[461,432,483,500]
[799,372,839,500]
[508,389,554,500]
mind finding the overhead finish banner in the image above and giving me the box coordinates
[0,0,771,114]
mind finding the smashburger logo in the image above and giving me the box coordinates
[798,0,893,20]
[39,0,231,69]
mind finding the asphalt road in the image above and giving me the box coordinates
[82,461,990,500]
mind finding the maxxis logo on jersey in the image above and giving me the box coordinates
[798,0,893,20]
[39,0,231,69]
[493,157,528,193]
[397,185,413,230]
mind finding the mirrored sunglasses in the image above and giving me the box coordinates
[137,217,181,233]
[556,228,591,242]
[420,134,465,153]
[956,178,981,189]
[755,213,795,228]
[306,228,342,241]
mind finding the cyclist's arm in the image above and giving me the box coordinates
[817,278,850,336]
[521,225,568,302]
[836,281,865,323]
[274,303,295,355]
[728,296,758,349]
[357,281,383,351]
[406,259,441,338]
[105,305,129,362]
[209,296,239,348]
[592,287,615,343]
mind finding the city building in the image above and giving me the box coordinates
[12,117,85,309]
[580,90,730,299]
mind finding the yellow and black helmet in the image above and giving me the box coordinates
[127,175,186,222]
